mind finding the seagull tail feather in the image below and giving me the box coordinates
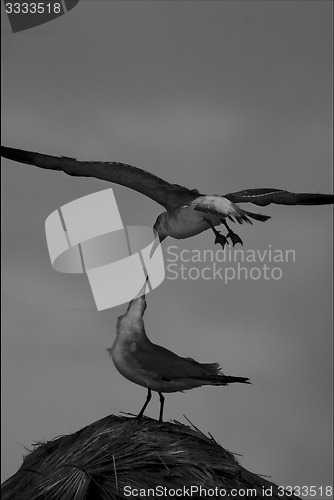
[222,375,251,385]
[238,208,271,223]
[199,374,251,385]
[206,374,251,386]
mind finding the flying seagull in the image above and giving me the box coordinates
[2,146,334,250]
[107,286,250,422]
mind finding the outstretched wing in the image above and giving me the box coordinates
[224,188,334,207]
[1,146,199,210]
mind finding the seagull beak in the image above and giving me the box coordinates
[139,275,150,297]
[150,230,166,259]
[126,275,150,313]
[127,292,147,316]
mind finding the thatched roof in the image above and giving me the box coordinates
[1,414,300,500]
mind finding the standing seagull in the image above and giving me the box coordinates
[2,146,334,249]
[108,287,250,422]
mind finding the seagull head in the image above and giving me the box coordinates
[116,278,149,336]
[116,295,147,337]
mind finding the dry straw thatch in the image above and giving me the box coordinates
[1,414,300,500]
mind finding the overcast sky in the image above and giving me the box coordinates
[1,1,333,496]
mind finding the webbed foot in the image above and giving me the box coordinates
[214,231,229,249]
[226,231,243,247]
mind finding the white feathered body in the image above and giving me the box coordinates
[160,195,252,239]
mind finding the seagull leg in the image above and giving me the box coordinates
[222,220,243,247]
[203,218,229,249]
[137,388,152,419]
[158,392,165,422]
